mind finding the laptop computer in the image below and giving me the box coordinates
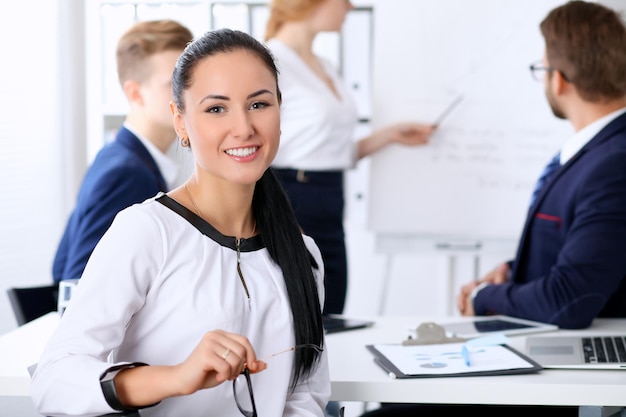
[525,334,626,369]
[323,315,374,334]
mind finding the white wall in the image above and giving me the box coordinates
[0,0,87,334]
[0,1,63,333]
[2,0,626,337]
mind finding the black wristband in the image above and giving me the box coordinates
[99,362,158,411]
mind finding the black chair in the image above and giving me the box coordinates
[6,284,59,326]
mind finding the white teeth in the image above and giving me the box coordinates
[225,147,258,157]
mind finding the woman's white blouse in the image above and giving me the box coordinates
[31,195,330,417]
[268,39,359,171]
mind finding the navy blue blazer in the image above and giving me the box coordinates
[52,127,167,282]
[474,111,626,329]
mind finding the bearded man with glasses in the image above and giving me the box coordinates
[363,1,626,416]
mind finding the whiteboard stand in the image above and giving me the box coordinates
[446,252,481,316]
[446,255,456,316]
[375,235,517,316]
[378,251,477,316]
[377,254,395,315]
[438,241,482,316]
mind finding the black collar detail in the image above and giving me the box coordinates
[156,193,264,252]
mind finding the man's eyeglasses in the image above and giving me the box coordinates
[232,343,324,417]
[529,61,570,82]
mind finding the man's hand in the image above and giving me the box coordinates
[456,262,510,315]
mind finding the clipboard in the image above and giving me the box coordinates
[366,342,542,379]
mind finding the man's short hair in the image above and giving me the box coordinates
[116,19,194,86]
[540,0,626,102]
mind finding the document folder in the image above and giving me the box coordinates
[367,342,542,378]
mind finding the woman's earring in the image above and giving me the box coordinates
[180,136,190,147]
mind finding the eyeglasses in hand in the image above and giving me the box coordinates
[232,343,324,417]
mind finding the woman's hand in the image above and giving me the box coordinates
[113,330,267,407]
[386,122,436,146]
[174,330,267,396]
[358,122,436,159]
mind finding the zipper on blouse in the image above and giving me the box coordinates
[235,238,251,301]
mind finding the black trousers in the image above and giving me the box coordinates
[274,168,347,314]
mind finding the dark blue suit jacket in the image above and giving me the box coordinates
[474,111,626,329]
[52,127,167,282]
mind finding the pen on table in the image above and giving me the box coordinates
[461,344,471,367]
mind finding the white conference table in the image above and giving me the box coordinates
[0,312,58,397]
[326,316,626,408]
[1,313,626,411]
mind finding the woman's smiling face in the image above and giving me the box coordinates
[173,49,281,187]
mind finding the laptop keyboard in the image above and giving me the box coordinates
[581,336,626,363]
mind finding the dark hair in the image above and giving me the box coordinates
[116,19,193,86]
[172,28,281,112]
[172,29,321,389]
[540,0,626,102]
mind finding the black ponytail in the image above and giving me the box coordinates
[253,168,324,389]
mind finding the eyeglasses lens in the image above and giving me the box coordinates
[233,369,256,417]
[231,344,322,416]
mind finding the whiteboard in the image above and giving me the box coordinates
[367,0,573,242]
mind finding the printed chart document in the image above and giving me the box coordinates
[367,342,542,378]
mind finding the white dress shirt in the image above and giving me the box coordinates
[559,107,626,164]
[267,39,359,171]
[124,122,180,190]
[31,195,330,417]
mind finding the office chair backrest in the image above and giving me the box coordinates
[6,284,59,326]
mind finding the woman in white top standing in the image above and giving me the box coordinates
[31,29,329,417]
[265,0,436,315]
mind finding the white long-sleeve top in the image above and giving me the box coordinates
[31,194,330,417]
[267,39,359,171]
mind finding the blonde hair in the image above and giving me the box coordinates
[116,19,193,86]
[264,0,325,40]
